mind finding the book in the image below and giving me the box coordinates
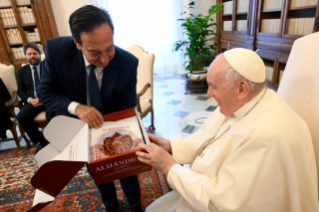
[90,116,145,162]
[278,70,284,84]
[3,9,9,25]
[223,21,232,31]
[265,65,274,81]
[237,0,248,13]
[261,19,280,33]
[297,18,304,35]
[223,1,233,14]
[35,28,40,41]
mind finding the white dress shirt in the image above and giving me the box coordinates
[67,55,104,114]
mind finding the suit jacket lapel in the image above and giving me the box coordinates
[70,48,87,104]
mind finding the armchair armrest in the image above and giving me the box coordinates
[136,83,151,98]
[136,83,151,113]
[5,91,17,117]
[5,91,17,108]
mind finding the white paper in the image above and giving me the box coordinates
[35,143,60,166]
[51,124,89,162]
[43,116,86,152]
[32,189,55,207]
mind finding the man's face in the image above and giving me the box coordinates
[207,56,239,117]
[26,48,41,65]
[74,23,115,68]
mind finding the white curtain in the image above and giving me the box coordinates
[101,0,185,75]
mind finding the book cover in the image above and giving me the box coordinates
[87,109,151,184]
[90,116,144,162]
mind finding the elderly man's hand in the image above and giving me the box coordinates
[75,104,103,128]
[136,143,176,176]
[148,133,172,153]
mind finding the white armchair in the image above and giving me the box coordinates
[0,63,31,149]
[277,32,319,195]
[128,45,155,131]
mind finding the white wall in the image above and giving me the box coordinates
[192,0,217,17]
[50,0,107,36]
[51,0,218,37]
[190,0,218,53]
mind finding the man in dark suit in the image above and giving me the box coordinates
[17,43,55,154]
[0,77,13,139]
[37,5,141,212]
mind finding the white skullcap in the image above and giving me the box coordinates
[224,48,265,83]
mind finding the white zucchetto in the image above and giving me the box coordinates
[224,48,266,83]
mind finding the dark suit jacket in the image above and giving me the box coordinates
[17,63,42,103]
[0,77,11,106]
[37,36,138,115]
[0,77,12,133]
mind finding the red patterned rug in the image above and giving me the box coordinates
[0,146,171,212]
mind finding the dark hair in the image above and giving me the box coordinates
[23,43,42,55]
[69,5,114,45]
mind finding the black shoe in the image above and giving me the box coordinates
[0,133,7,139]
[107,202,119,212]
[34,142,49,155]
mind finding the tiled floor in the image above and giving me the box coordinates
[142,73,217,140]
[0,74,217,150]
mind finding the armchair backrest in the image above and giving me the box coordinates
[128,45,155,100]
[277,32,319,193]
[0,63,17,94]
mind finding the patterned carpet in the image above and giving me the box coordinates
[0,146,171,212]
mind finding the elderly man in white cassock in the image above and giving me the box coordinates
[136,48,319,212]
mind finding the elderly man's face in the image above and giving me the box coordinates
[74,23,115,68]
[207,55,239,117]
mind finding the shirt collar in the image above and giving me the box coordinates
[232,87,267,120]
[29,63,40,70]
[83,54,105,71]
[83,54,90,68]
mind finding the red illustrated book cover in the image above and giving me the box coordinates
[88,109,151,184]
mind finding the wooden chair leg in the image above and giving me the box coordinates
[9,125,20,149]
[18,124,31,148]
[150,107,155,131]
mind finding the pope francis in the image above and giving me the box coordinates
[136,48,319,212]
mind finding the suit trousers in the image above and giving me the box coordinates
[0,106,13,138]
[86,164,142,212]
[16,103,55,145]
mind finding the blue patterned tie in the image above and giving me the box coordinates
[88,65,104,114]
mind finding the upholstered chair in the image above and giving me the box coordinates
[277,32,319,198]
[128,45,155,131]
[0,63,31,149]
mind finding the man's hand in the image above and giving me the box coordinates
[29,98,43,107]
[136,143,176,176]
[148,134,172,153]
[75,104,103,128]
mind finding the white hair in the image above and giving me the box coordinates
[215,53,266,93]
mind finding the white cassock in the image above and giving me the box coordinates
[147,88,319,212]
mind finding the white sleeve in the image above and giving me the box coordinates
[167,136,284,212]
[67,101,80,115]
